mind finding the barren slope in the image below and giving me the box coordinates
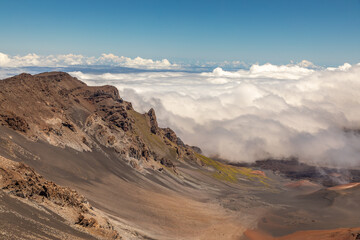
[1,72,360,240]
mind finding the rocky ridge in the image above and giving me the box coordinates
[0,72,200,173]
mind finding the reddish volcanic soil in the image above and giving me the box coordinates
[244,227,360,240]
[284,179,321,189]
[251,170,266,177]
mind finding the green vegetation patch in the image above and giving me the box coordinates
[195,153,268,185]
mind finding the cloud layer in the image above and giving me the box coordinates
[1,53,359,167]
[0,52,178,69]
[70,62,360,167]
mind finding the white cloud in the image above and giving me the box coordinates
[0,52,178,69]
[97,54,175,69]
[327,62,352,71]
[70,62,360,167]
[296,59,319,69]
[201,63,314,80]
[0,52,11,66]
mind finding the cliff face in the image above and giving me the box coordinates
[0,72,199,173]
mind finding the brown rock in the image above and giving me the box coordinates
[147,108,159,134]
[2,114,29,132]
[160,157,175,168]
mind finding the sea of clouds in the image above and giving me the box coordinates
[1,52,360,167]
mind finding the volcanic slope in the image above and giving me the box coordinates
[0,72,360,240]
[0,72,270,239]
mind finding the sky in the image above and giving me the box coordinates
[1,1,360,167]
[0,0,359,65]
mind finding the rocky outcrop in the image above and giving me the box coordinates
[190,146,202,154]
[161,127,185,146]
[146,108,159,134]
[0,155,120,239]
[0,160,87,208]
[0,113,29,132]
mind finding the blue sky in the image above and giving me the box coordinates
[0,0,359,65]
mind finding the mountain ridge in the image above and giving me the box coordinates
[0,72,202,174]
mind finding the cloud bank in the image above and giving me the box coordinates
[1,52,359,167]
[70,62,360,167]
[0,52,178,69]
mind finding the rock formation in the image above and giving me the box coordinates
[0,72,200,173]
[0,155,120,239]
